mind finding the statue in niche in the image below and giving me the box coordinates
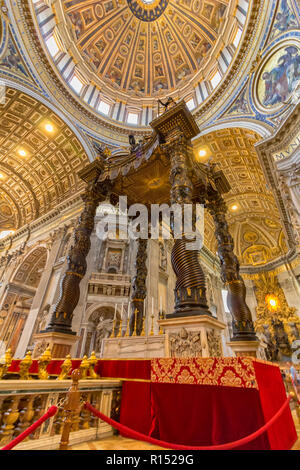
[159,241,167,271]
[91,310,115,354]
[95,320,113,353]
[169,328,202,358]
[36,305,50,333]
[278,175,300,244]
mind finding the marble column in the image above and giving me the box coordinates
[14,234,63,358]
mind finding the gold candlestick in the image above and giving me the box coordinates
[125,316,130,337]
[141,315,146,336]
[150,314,154,336]
[132,309,138,337]
[110,318,116,338]
[117,316,123,337]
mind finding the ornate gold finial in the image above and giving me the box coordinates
[88,351,99,379]
[79,355,89,379]
[57,354,72,380]
[0,348,12,379]
[19,351,32,380]
[38,346,52,380]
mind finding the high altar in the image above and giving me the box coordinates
[14,100,295,450]
[33,100,259,360]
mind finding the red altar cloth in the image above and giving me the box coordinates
[118,358,297,450]
[6,356,297,449]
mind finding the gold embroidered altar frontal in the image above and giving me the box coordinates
[151,358,258,389]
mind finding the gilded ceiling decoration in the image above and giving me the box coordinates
[0,87,89,231]
[193,128,288,266]
[31,0,249,126]
[12,246,48,288]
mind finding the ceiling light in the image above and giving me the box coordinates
[0,173,3,179]
[198,149,207,157]
[266,294,279,311]
[18,149,26,157]
[231,204,238,211]
[45,123,54,132]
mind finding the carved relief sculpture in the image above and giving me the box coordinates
[169,327,202,358]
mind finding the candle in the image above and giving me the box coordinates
[114,303,117,320]
[160,296,162,313]
[152,297,154,316]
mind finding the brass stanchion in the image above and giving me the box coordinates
[59,369,81,450]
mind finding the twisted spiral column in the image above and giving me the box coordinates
[168,136,210,317]
[129,238,148,336]
[45,178,112,335]
[206,184,257,341]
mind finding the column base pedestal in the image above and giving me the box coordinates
[32,332,80,358]
[227,340,260,358]
[159,315,226,358]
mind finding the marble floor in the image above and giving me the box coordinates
[70,411,300,451]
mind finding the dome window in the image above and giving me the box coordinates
[186,98,195,111]
[98,101,110,116]
[45,36,59,57]
[69,75,83,95]
[127,113,139,125]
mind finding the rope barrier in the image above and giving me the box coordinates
[1,405,58,451]
[84,396,291,450]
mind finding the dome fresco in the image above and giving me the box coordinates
[32,0,249,126]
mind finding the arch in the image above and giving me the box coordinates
[84,301,123,324]
[0,245,48,354]
[193,119,273,141]
[0,79,94,162]
[10,244,49,286]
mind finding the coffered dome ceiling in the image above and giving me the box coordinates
[32,0,250,126]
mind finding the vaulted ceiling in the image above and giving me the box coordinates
[0,87,89,231]
[193,128,288,267]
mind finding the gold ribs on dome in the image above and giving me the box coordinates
[194,128,288,267]
[50,0,230,97]
[0,88,89,231]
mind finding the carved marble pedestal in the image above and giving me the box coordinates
[32,332,80,358]
[227,340,261,358]
[158,315,226,358]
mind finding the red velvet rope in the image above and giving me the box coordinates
[1,405,58,451]
[84,397,291,450]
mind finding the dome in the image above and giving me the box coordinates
[32,0,249,126]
